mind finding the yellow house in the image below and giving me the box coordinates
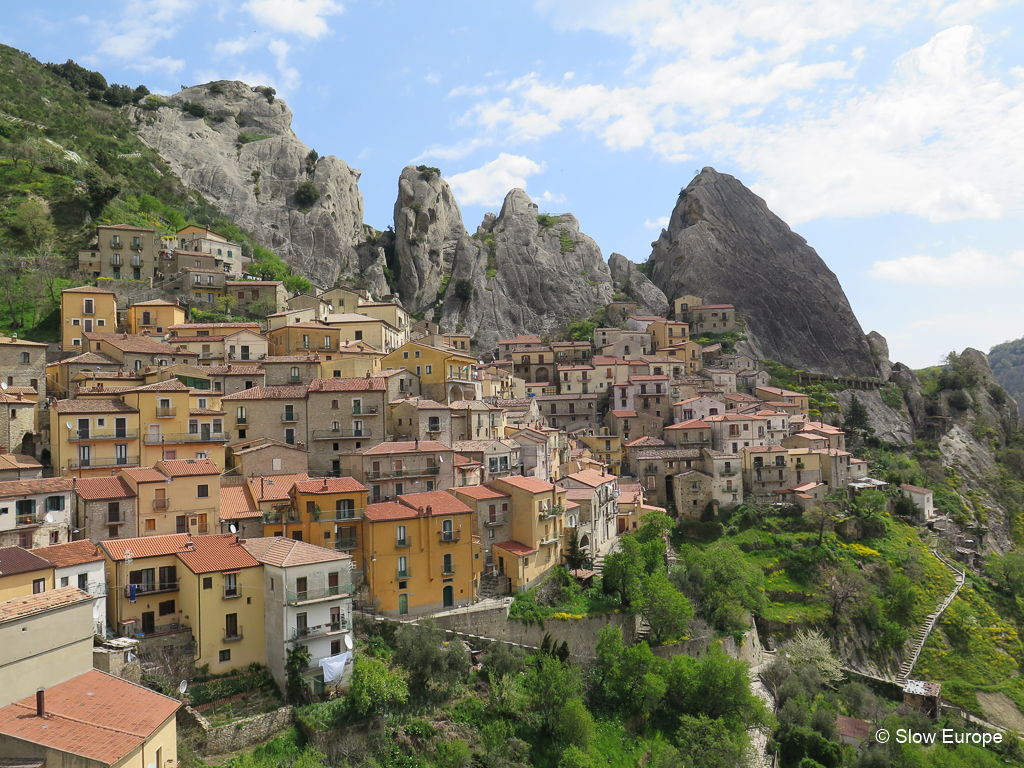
[359,491,480,615]
[0,546,55,602]
[350,301,412,345]
[126,299,187,335]
[100,532,265,672]
[317,286,369,314]
[490,475,567,591]
[61,286,117,352]
[381,341,477,403]
[51,398,142,477]
[648,320,690,351]
[263,476,369,552]
[673,294,705,323]
[121,458,221,537]
[118,379,227,467]
[658,341,703,373]
[319,340,385,379]
[755,386,811,415]
[324,313,403,354]
[267,322,342,356]
[579,431,623,474]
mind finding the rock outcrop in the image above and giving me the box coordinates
[436,189,614,351]
[608,253,669,317]
[129,81,365,288]
[647,168,876,376]
[836,389,914,445]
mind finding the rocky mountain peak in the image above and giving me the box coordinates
[647,168,877,376]
[608,253,669,317]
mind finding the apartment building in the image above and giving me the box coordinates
[72,475,138,543]
[380,341,477,403]
[489,475,567,592]
[306,377,387,476]
[121,459,222,538]
[388,396,454,445]
[555,468,618,555]
[222,385,310,447]
[228,280,288,313]
[262,476,368,553]
[324,313,402,354]
[340,441,456,502]
[77,224,159,281]
[60,286,117,352]
[0,478,73,549]
[125,299,186,335]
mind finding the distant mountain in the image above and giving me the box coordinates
[988,338,1024,414]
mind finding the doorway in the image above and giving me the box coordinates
[442,585,454,608]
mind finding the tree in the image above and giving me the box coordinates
[295,180,321,207]
[393,619,468,702]
[603,535,648,606]
[851,488,887,520]
[345,656,408,719]
[555,698,596,750]
[481,641,525,682]
[594,627,667,718]
[525,654,583,734]
[285,644,312,703]
[803,506,833,547]
[13,201,55,249]
[672,542,766,633]
[283,273,312,295]
[673,714,747,768]
[817,562,870,625]
[986,552,1024,596]
[559,745,600,768]
[563,527,588,570]
[640,571,694,644]
[785,630,843,685]
[453,278,473,304]
[664,643,765,731]
[247,295,279,317]
[842,393,871,435]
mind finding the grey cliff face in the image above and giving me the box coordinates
[437,189,614,352]
[129,81,365,288]
[608,252,669,317]
[647,167,876,376]
[392,166,468,311]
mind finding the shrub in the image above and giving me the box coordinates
[454,278,473,304]
[537,213,560,229]
[948,389,971,411]
[182,101,208,118]
[294,181,321,207]
[416,164,440,181]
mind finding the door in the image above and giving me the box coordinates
[498,556,505,574]
[328,571,339,595]
[148,424,161,442]
[398,593,408,615]
[201,423,211,440]
[77,417,90,440]
[442,585,454,608]
[141,611,155,634]
[115,417,127,438]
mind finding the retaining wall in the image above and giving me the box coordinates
[178,704,295,755]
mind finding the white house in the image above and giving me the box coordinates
[900,483,935,521]
[556,468,619,555]
[242,537,355,695]
[0,478,74,549]
[35,539,108,634]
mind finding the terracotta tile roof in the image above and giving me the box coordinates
[901,483,932,495]
[389,397,448,409]
[0,477,73,499]
[0,586,92,623]
[665,419,710,430]
[493,475,555,494]
[625,436,665,447]
[51,399,138,414]
[307,377,386,392]
[249,473,309,502]
[693,303,734,310]
[836,715,871,741]
[170,323,261,330]
[190,408,225,416]
[222,385,309,400]
[744,445,789,453]
[455,485,510,500]
[493,398,533,408]
[610,409,638,418]
[100,533,190,561]
[169,335,227,343]
[227,280,283,286]
[361,441,451,455]
[566,468,614,487]
[634,447,702,459]
[756,385,803,397]
[453,455,480,468]
[62,285,115,294]
[34,540,104,569]
[54,352,122,366]
[229,437,307,455]
[243,537,350,567]
[157,458,221,477]
[293,477,368,494]
[396,491,472,516]
[592,356,626,365]
[85,332,199,355]
[122,378,192,392]
[498,335,542,345]
[0,453,42,472]
[493,540,537,556]
[131,299,177,306]
[0,546,54,576]
[262,355,321,363]
[176,534,260,574]
[119,467,166,483]
[705,413,767,422]
[565,488,594,501]
[219,485,260,519]
[0,669,180,764]
[363,501,418,522]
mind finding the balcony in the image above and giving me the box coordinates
[291,619,347,641]
[285,583,353,604]
[16,512,42,527]
[109,256,122,265]
[538,510,559,522]
[235,417,247,426]
[69,428,138,442]
[131,256,143,266]
[110,239,123,249]
[263,510,300,524]
[397,568,411,579]
[395,538,411,548]
[540,534,561,546]
[485,514,508,526]
[155,407,176,418]
[223,626,244,642]
[328,507,363,521]
[130,240,143,251]
[68,456,139,470]
[144,431,229,444]
[351,405,379,415]
[442,565,456,575]
[438,531,461,544]
[312,427,372,439]
[223,586,241,599]
[720,469,738,476]
[334,536,358,550]
[152,498,169,510]
[124,582,179,598]
[281,412,299,423]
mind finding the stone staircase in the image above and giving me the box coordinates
[477,572,507,599]
[896,548,966,682]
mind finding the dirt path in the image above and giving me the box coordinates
[977,691,1024,732]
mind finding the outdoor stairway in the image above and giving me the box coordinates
[592,554,607,575]
[477,572,506,599]
[896,548,966,682]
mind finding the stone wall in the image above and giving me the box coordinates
[651,617,766,667]
[178,704,295,755]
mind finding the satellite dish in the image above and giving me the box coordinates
[178,680,187,694]
[43,512,54,524]
[66,422,73,430]
[344,634,353,650]
[0,382,6,391]
[229,524,237,534]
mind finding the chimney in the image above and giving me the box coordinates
[36,688,44,718]
[0,445,7,455]
[321,477,328,490]
[426,505,433,515]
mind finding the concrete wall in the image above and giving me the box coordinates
[178,704,294,755]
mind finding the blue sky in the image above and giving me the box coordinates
[4,0,1024,369]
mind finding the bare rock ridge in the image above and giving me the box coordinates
[434,189,614,351]
[129,81,373,290]
[608,252,669,317]
[647,167,877,376]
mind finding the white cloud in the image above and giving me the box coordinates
[269,39,301,91]
[868,248,1024,286]
[243,0,343,38]
[220,34,263,55]
[87,0,194,71]
[644,216,670,230]
[448,84,490,98]
[424,73,440,85]
[447,154,547,206]
[533,190,566,205]
[414,138,491,162]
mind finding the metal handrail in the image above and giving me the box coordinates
[285,584,354,604]
[69,429,138,441]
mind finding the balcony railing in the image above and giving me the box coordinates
[442,565,456,575]
[397,568,411,578]
[438,531,461,544]
[16,512,42,526]
[69,428,137,442]
[367,467,436,479]
[291,619,347,640]
[124,582,179,598]
[223,626,244,642]
[312,428,372,439]
[223,586,241,599]
[144,431,229,444]
[155,407,176,418]
[334,536,358,549]
[351,405,379,415]
[395,538,411,548]
[540,534,561,546]
[327,508,363,521]
[131,256,143,266]
[289,376,301,383]
[485,514,508,526]
[281,412,299,422]
[110,256,122,265]
[284,583,353,604]
[68,456,139,470]
[152,498,169,510]
[235,417,247,425]
[263,510,300,524]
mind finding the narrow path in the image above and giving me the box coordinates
[747,666,776,768]
[896,548,965,683]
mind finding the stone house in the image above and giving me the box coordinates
[0,335,46,399]
[672,294,705,322]
[389,396,454,445]
[490,475,568,592]
[450,399,504,441]
[454,484,513,570]
[755,385,810,415]
[225,437,310,478]
[558,364,596,395]
[742,445,792,497]
[0,477,74,549]
[340,441,456,502]
[218,483,263,538]
[702,367,738,395]
[453,439,522,482]
[511,427,552,481]
[673,395,725,423]
[125,299,186,335]
[600,332,652,361]
[900,483,934,521]
[72,475,137,544]
[195,363,266,395]
[222,384,310,448]
[84,332,200,371]
[555,468,618,555]
[262,354,322,386]
[34,539,108,634]
[690,304,738,334]
[227,279,288,313]
[673,469,715,520]
[705,412,771,454]
[632,446,703,508]
[535,393,601,432]
[306,377,387,476]
[0,451,43,481]
[77,223,160,281]
[176,224,245,275]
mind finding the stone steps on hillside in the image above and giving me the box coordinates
[896,549,966,683]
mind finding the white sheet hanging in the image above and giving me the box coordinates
[318,651,352,682]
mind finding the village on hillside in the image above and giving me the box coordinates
[0,221,947,764]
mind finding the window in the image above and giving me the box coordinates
[443,553,454,574]
[19,351,28,364]
[219,650,231,662]
[197,484,209,498]
[442,519,454,541]
[425,364,433,374]
[398,556,409,578]
[397,524,407,545]
[33,578,45,593]
[108,525,119,538]
[159,599,175,616]
[224,573,238,597]
[49,530,60,544]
